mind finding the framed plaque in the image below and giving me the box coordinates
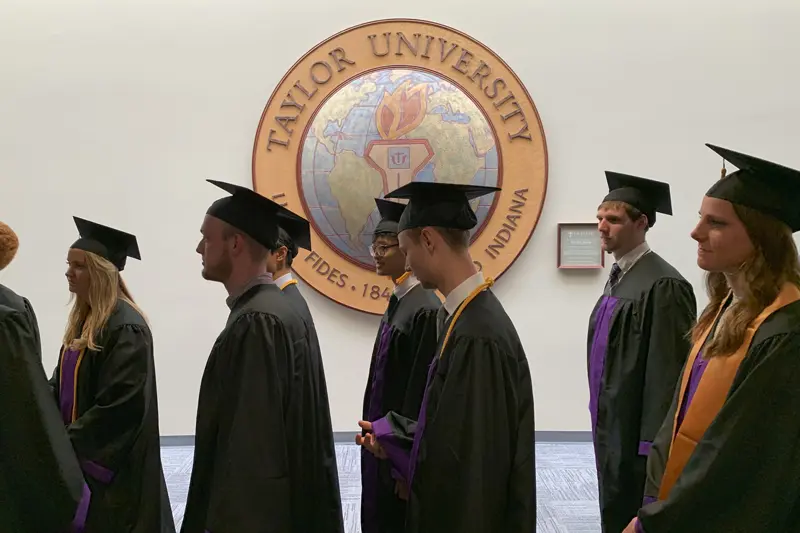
[557,223,604,269]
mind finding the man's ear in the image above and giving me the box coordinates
[277,245,288,262]
[229,233,246,257]
[419,227,436,253]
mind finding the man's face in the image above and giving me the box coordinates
[372,234,404,277]
[596,204,643,255]
[398,229,436,289]
[196,215,234,282]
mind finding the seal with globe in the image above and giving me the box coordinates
[252,19,548,314]
[299,68,500,270]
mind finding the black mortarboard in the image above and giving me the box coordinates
[385,182,500,232]
[276,209,311,258]
[71,217,140,271]
[705,144,800,232]
[206,179,286,249]
[373,198,407,236]
[603,172,672,227]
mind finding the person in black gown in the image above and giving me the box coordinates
[182,180,344,533]
[53,217,175,533]
[626,144,800,532]
[271,212,344,533]
[0,220,90,532]
[359,198,440,533]
[588,172,697,532]
[357,182,536,533]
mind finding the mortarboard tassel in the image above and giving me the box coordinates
[720,158,727,180]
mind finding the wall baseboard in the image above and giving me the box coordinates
[160,431,591,447]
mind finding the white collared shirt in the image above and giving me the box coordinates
[443,271,486,316]
[614,241,651,283]
[393,273,420,301]
[274,272,293,288]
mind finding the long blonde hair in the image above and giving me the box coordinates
[691,204,800,358]
[63,250,145,351]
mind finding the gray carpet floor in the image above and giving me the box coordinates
[162,442,600,532]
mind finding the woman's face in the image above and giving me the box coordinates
[66,248,91,298]
[691,196,755,272]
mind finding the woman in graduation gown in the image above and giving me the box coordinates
[52,217,175,533]
[626,144,800,532]
[360,198,440,533]
[0,221,90,532]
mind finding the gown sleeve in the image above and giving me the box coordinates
[416,337,536,533]
[67,324,152,484]
[0,308,89,531]
[639,279,696,453]
[637,331,800,532]
[373,411,418,480]
[205,312,294,533]
[642,378,681,505]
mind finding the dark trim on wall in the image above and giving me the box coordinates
[160,431,591,447]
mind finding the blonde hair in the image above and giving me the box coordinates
[63,250,146,351]
[692,204,800,358]
[0,221,19,271]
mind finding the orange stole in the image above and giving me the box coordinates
[658,282,800,500]
[279,279,298,291]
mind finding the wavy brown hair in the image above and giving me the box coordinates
[63,251,145,351]
[692,204,800,358]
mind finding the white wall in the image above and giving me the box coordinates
[1,0,799,436]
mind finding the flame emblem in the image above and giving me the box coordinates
[376,80,428,140]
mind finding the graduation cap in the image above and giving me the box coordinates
[276,209,312,259]
[384,182,500,232]
[373,198,407,236]
[705,144,800,232]
[206,179,288,249]
[603,172,673,227]
[71,217,140,271]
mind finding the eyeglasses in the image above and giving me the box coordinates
[369,243,398,258]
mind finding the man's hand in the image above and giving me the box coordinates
[356,420,387,459]
[394,480,409,500]
[622,517,638,533]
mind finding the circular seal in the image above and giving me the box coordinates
[253,19,548,315]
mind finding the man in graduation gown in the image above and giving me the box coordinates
[360,198,440,533]
[270,215,344,532]
[357,182,536,533]
[588,172,696,533]
[182,180,344,533]
[0,220,90,532]
[628,145,800,533]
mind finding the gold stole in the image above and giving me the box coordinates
[658,282,800,500]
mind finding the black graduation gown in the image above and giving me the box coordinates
[586,251,696,533]
[360,284,440,533]
[0,285,88,532]
[373,289,536,533]
[638,299,800,532]
[182,282,344,533]
[51,299,175,533]
[281,280,345,532]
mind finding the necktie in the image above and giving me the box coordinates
[607,263,622,291]
[436,306,449,338]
